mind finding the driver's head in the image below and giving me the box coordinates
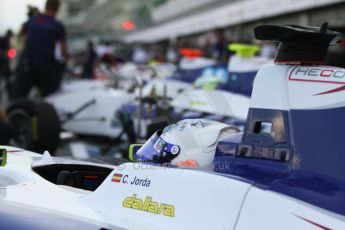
[135,119,240,167]
[45,0,60,15]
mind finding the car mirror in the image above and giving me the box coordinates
[128,144,143,162]
[0,149,7,167]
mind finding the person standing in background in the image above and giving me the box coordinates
[82,41,97,79]
[0,30,13,96]
[0,30,15,144]
[212,28,232,64]
[13,0,68,99]
[132,45,148,65]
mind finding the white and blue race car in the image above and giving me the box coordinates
[0,23,344,229]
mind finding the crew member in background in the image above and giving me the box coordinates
[132,45,148,65]
[212,28,232,64]
[19,5,40,38]
[82,41,97,79]
[0,31,14,142]
[0,30,13,96]
[13,0,68,99]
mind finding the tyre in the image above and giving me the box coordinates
[0,121,15,145]
[7,99,60,154]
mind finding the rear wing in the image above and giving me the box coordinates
[254,23,341,64]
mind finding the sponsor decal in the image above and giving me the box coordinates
[124,175,151,187]
[289,66,345,95]
[123,194,175,217]
[190,120,208,127]
[289,66,345,84]
[171,145,180,155]
[154,139,164,152]
[112,174,151,187]
[111,173,123,183]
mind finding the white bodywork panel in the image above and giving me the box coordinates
[172,89,250,119]
[85,163,251,229]
[236,187,345,229]
[0,147,250,229]
[46,88,134,138]
[0,148,116,227]
[58,79,109,93]
[251,64,345,111]
[0,142,344,229]
[250,64,290,110]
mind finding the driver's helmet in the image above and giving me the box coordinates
[135,119,240,167]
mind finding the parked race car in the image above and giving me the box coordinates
[171,44,271,127]
[122,45,270,137]
[4,54,230,154]
[0,23,344,229]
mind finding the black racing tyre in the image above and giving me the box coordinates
[7,99,60,154]
[0,121,15,145]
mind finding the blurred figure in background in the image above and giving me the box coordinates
[0,30,13,96]
[13,0,68,99]
[166,44,178,64]
[198,31,216,58]
[19,5,40,38]
[132,45,148,65]
[55,41,68,81]
[14,5,40,96]
[212,28,231,64]
[0,31,15,142]
[96,42,114,59]
[82,41,97,79]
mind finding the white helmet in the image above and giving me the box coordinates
[135,119,240,167]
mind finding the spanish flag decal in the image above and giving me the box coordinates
[112,173,123,183]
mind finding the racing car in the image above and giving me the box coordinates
[0,23,344,229]
[4,51,229,154]
[123,44,271,133]
[169,43,271,127]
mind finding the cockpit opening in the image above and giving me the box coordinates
[32,164,113,192]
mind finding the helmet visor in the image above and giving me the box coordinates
[135,130,180,164]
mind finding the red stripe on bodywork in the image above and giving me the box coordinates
[294,214,332,230]
[314,85,345,96]
[7,150,25,153]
